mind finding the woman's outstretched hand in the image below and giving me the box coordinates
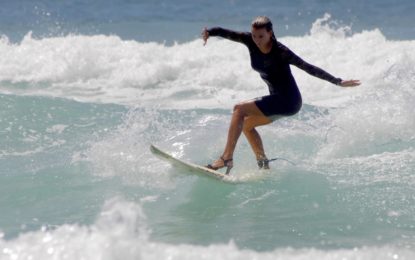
[202,27,209,46]
[340,79,361,87]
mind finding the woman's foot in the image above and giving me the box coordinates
[257,157,270,170]
[206,156,233,175]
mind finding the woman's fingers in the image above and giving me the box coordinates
[340,79,361,87]
[202,27,209,46]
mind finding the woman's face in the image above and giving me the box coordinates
[251,27,273,49]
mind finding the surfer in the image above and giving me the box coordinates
[202,16,360,174]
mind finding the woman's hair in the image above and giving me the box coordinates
[251,16,276,40]
[251,16,273,32]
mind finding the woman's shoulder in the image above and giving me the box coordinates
[274,41,290,51]
[273,41,296,57]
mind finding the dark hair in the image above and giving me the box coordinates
[251,16,276,41]
[251,16,273,31]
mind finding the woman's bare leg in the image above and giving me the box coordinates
[242,115,272,160]
[209,101,269,168]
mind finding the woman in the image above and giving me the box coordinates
[202,16,360,174]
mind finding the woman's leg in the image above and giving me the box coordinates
[209,101,270,168]
[242,115,272,160]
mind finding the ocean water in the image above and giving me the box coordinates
[1,0,415,259]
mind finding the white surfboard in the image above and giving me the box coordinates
[150,144,272,183]
[150,144,232,182]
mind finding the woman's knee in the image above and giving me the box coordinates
[242,117,255,133]
[243,115,272,133]
[242,124,254,134]
[233,103,247,117]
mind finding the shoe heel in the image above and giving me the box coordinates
[225,165,233,175]
[207,156,233,174]
[223,158,233,175]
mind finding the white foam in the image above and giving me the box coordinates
[1,15,414,111]
[311,148,415,186]
[1,197,414,260]
[73,109,177,189]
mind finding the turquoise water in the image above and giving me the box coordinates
[1,0,415,259]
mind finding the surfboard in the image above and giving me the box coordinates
[150,144,273,183]
[149,144,230,182]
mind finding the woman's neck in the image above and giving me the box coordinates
[259,40,273,54]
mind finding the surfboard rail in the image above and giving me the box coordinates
[150,144,229,181]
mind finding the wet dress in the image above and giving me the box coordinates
[207,27,342,117]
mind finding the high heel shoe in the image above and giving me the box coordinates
[257,158,270,170]
[206,156,233,175]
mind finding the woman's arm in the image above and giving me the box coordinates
[202,27,250,46]
[288,50,343,85]
[282,44,360,87]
